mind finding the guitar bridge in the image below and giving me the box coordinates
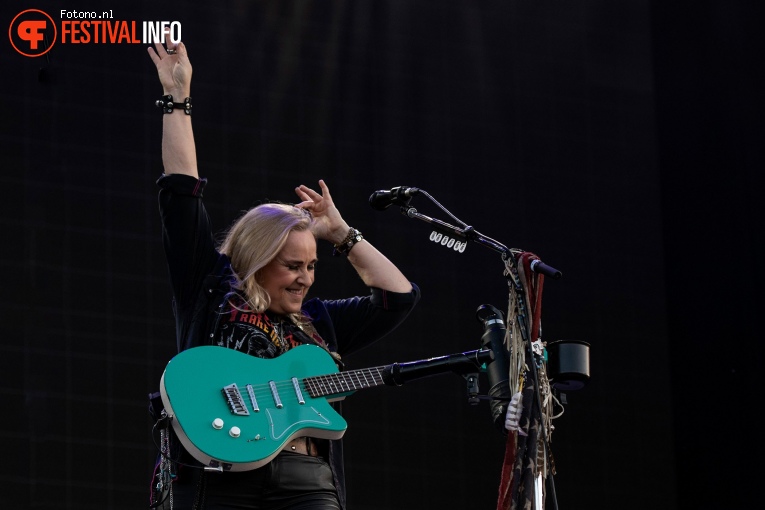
[222,383,250,416]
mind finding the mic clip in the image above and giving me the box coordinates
[464,373,480,405]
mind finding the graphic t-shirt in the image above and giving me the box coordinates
[217,303,328,359]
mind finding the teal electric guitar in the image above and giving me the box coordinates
[160,344,491,471]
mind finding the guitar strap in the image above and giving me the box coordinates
[279,314,344,369]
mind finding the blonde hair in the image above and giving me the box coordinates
[219,203,314,315]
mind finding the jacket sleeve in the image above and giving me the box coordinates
[304,283,421,357]
[157,173,220,312]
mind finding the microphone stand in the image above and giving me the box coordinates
[398,204,562,280]
[400,204,510,255]
[507,266,559,510]
[395,199,561,509]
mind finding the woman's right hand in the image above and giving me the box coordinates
[147,39,192,99]
[148,38,199,179]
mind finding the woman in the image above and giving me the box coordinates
[148,40,420,509]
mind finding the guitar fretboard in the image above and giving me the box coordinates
[304,366,387,398]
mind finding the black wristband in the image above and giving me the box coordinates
[155,95,192,115]
[332,227,364,256]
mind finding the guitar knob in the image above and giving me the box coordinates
[212,418,224,430]
[229,426,241,438]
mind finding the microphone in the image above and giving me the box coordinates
[476,304,511,432]
[368,186,419,211]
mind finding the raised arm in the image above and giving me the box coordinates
[295,180,413,293]
[147,40,197,178]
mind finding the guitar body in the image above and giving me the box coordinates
[160,344,348,471]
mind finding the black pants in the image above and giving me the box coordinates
[169,452,341,510]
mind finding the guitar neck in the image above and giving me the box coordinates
[303,348,493,399]
[304,366,388,398]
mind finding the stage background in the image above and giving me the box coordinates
[1,1,761,509]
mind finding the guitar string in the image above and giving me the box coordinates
[222,367,388,403]
[240,374,386,398]
[230,366,387,391]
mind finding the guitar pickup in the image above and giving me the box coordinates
[246,384,260,412]
[222,383,250,416]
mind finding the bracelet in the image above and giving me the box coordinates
[332,227,364,256]
[155,94,192,115]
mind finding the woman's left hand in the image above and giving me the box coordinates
[296,181,413,293]
[294,180,350,244]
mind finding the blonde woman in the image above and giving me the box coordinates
[148,40,419,510]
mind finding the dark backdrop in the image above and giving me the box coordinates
[1,1,760,509]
